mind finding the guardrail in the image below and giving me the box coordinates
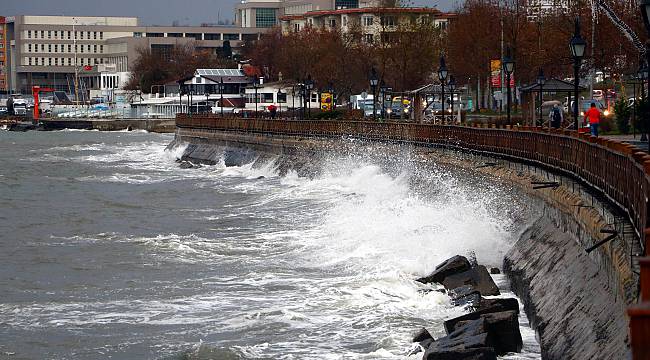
[176,114,650,359]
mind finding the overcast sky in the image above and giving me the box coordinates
[3,0,459,26]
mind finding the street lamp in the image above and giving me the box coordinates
[205,91,210,114]
[502,48,515,127]
[641,0,650,150]
[254,77,260,116]
[569,17,587,131]
[536,68,546,127]
[277,88,283,117]
[380,81,388,119]
[448,75,456,123]
[438,56,448,123]
[305,74,314,119]
[370,67,379,121]
[219,78,224,117]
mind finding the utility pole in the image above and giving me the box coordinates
[500,15,505,113]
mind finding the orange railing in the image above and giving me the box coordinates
[176,114,650,359]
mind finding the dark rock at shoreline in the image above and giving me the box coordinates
[416,255,472,284]
[444,310,523,355]
[476,298,519,315]
[489,267,501,274]
[256,176,265,179]
[423,319,498,359]
[423,347,497,360]
[442,265,500,296]
[179,161,194,169]
[413,327,434,343]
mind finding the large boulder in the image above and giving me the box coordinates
[423,347,497,360]
[441,265,500,296]
[416,255,472,284]
[444,310,523,355]
[476,298,519,315]
[413,327,434,343]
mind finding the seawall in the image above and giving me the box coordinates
[172,124,639,359]
[38,118,175,133]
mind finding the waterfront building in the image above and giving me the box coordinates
[235,0,384,29]
[279,7,453,37]
[526,0,571,20]
[0,16,8,94]
[2,15,263,95]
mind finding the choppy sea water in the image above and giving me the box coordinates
[0,130,541,359]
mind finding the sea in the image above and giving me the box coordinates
[0,130,541,359]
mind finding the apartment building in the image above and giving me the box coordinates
[0,16,8,94]
[235,0,381,28]
[279,7,453,37]
[4,15,263,94]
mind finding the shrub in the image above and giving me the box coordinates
[613,98,631,134]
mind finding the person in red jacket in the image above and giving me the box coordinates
[583,103,601,137]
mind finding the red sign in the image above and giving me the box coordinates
[83,65,93,71]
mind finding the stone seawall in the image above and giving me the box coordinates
[172,127,635,359]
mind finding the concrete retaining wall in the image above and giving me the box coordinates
[172,128,635,359]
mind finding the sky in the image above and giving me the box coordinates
[3,0,458,26]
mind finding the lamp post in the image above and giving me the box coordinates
[306,74,314,119]
[536,68,545,127]
[438,56,448,123]
[448,75,456,124]
[219,78,224,117]
[291,85,296,119]
[569,17,587,131]
[254,77,260,116]
[205,92,209,114]
[370,67,379,121]
[502,48,515,127]
[277,88,283,117]
[380,81,388,119]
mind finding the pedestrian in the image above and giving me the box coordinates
[268,104,277,119]
[583,102,601,137]
[549,104,563,129]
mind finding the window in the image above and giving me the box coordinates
[100,32,103,39]
[80,31,84,39]
[223,33,239,41]
[262,93,273,103]
[185,33,202,40]
[294,24,300,32]
[94,31,97,39]
[28,44,32,52]
[167,32,183,38]
[255,8,277,28]
[87,31,91,39]
[100,45,104,53]
[29,58,32,65]
[329,19,337,27]
[48,58,52,66]
[68,58,72,66]
[48,44,52,52]
[40,30,44,38]
[80,45,84,53]
[55,58,58,66]
[134,32,142,37]
[363,16,373,26]
[146,32,164,37]
[67,31,71,39]
[27,30,32,38]
[41,44,45,52]
[88,45,91,52]
[94,45,97,53]
[48,31,51,39]
[381,16,396,26]
[68,44,72,52]
[204,33,220,40]
[54,44,58,52]
[364,34,373,43]
[311,93,318,103]
[335,0,358,8]
[278,92,287,103]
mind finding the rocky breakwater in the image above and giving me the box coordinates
[413,255,523,360]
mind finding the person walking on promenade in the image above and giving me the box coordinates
[549,104,563,129]
[583,102,601,136]
[268,104,277,119]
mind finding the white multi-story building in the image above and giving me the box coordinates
[3,15,263,94]
[526,0,571,20]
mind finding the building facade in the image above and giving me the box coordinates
[235,0,383,29]
[0,16,8,94]
[3,15,264,94]
[279,7,453,37]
